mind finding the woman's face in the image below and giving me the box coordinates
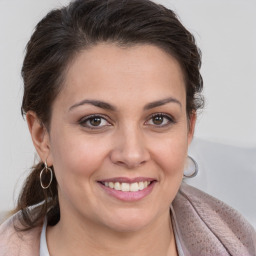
[46,43,195,232]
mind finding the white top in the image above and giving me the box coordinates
[39,207,184,256]
[40,218,50,256]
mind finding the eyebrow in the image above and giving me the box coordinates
[143,97,182,110]
[69,97,181,112]
[69,99,116,111]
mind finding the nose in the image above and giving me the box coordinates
[110,126,150,169]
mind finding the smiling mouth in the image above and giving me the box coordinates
[100,181,153,192]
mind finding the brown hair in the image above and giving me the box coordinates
[16,0,204,230]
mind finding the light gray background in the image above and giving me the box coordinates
[0,0,255,226]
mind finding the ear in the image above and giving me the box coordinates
[26,111,52,165]
[187,111,197,145]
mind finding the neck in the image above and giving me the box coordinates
[47,209,177,256]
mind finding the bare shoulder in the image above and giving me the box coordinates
[0,211,42,256]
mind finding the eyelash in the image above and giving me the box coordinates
[79,114,111,129]
[145,113,175,127]
[78,113,175,129]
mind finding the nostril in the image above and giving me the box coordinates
[109,142,150,169]
[116,159,147,169]
[115,160,126,166]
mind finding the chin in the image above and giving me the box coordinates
[101,209,156,233]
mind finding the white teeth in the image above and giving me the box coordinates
[138,181,144,190]
[103,181,152,192]
[121,183,130,192]
[109,182,114,188]
[114,182,121,190]
[130,182,139,192]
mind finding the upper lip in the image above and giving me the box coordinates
[98,177,156,183]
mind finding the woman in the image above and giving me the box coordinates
[0,0,255,255]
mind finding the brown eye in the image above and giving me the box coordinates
[146,113,174,127]
[79,115,111,129]
[89,117,102,126]
[152,115,164,125]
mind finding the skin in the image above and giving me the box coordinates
[27,43,196,256]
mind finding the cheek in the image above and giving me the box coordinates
[49,131,111,211]
[158,137,187,199]
[49,130,108,182]
[162,141,187,172]
[146,129,188,210]
[149,131,188,177]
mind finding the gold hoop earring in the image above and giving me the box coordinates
[40,160,53,189]
[183,156,198,178]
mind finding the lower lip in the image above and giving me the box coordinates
[98,182,156,202]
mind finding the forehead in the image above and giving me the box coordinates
[57,43,186,108]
